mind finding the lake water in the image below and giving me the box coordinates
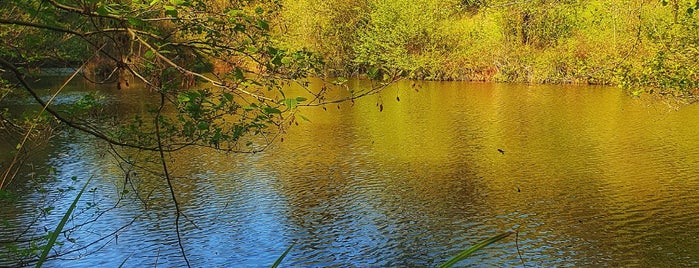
[2,79,699,267]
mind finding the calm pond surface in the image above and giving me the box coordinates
[2,78,699,267]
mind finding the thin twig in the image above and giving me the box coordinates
[516,230,526,267]
[0,54,93,188]
[154,91,191,267]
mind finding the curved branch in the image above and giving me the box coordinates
[154,91,191,268]
[129,29,275,102]
[0,58,162,151]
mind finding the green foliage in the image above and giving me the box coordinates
[353,0,460,74]
[278,0,698,98]
[613,0,699,98]
[279,0,369,75]
[500,1,581,48]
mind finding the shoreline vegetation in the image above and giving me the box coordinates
[278,0,698,100]
[3,1,697,101]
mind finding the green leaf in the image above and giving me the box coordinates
[367,67,379,79]
[144,50,155,60]
[233,67,245,80]
[37,178,92,268]
[264,106,282,114]
[127,18,143,27]
[255,7,264,15]
[96,5,110,16]
[43,206,55,214]
[438,231,513,268]
[197,121,209,130]
[177,94,191,103]
[223,93,233,102]
[164,5,177,16]
[281,57,292,64]
[284,98,298,109]
[149,0,161,6]
[295,96,307,102]
[270,243,294,268]
[258,20,269,31]
[297,114,311,122]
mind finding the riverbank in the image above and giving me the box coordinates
[278,0,699,99]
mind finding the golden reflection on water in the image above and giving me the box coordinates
[3,78,699,266]
[268,80,699,266]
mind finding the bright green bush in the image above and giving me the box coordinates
[278,0,698,98]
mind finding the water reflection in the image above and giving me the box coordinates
[1,79,699,267]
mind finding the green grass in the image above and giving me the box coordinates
[439,231,514,268]
[36,178,91,268]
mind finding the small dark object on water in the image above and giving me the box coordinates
[517,186,521,192]
[497,148,505,154]
[396,96,400,102]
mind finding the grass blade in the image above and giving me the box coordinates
[36,178,91,268]
[118,253,133,268]
[439,231,513,268]
[270,243,295,268]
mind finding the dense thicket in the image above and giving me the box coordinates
[279,0,699,97]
